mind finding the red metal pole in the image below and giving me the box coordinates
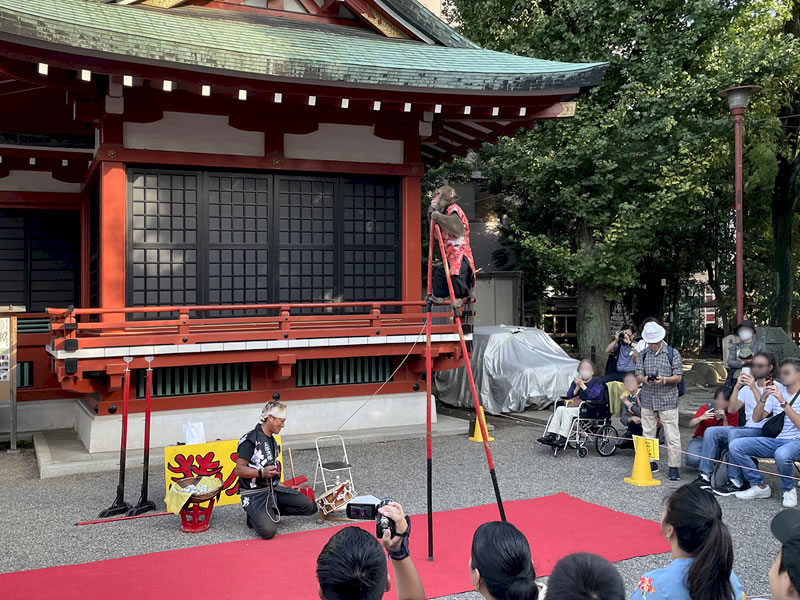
[733,107,745,324]
[425,221,435,560]
[434,225,506,521]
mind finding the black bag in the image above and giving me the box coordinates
[761,390,800,438]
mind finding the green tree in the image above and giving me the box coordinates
[443,0,799,359]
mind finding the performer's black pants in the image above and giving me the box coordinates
[432,258,473,299]
[242,485,316,540]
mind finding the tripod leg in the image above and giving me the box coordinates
[434,225,506,521]
[129,361,156,516]
[98,363,133,518]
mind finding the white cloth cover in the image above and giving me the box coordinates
[434,326,579,413]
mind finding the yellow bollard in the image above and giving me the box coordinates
[469,407,495,442]
[624,436,661,487]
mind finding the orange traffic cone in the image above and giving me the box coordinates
[624,436,661,487]
[469,407,495,442]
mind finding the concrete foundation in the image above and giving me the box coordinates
[74,391,435,453]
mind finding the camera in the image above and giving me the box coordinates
[346,495,397,538]
[647,374,658,382]
[618,331,627,344]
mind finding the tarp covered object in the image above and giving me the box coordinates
[434,326,579,413]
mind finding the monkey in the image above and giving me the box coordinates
[428,185,475,306]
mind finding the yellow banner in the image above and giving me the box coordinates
[163,435,283,507]
[633,435,660,461]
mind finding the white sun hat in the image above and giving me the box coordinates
[641,321,666,344]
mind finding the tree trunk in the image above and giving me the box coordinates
[770,106,799,332]
[706,261,731,335]
[576,282,611,370]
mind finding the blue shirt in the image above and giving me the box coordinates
[630,558,743,600]
[616,342,635,372]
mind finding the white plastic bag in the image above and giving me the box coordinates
[183,422,206,445]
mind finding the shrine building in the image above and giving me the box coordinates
[0,0,607,453]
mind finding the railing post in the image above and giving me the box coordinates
[370,303,381,331]
[178,309,189,341]
[280,306,291,332]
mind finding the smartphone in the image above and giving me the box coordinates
[742,367,751,376]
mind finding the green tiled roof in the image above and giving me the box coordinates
[0,0,607,93]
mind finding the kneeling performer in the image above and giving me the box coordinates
[235,400,316,539]
[429,185,475,306]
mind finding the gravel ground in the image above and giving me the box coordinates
[0,414,783,599]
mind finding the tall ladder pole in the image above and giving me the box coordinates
[425,223,435,560]
[434,224,506,521]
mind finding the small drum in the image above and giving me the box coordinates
[316,480,355,515]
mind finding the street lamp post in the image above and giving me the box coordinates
[717,85,761,324]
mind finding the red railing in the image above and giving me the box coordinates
[47,301,463,352]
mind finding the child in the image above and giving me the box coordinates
[685,387,738,469]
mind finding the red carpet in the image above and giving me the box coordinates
[2,493,668,599]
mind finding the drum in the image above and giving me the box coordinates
[316,480,355,515]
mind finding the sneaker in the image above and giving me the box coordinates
[735,484,771,500]
[692,474,711,490]
[713,480,750,497]
[650,462,659,473]
[784,489,798,508]
[669,467,680,481]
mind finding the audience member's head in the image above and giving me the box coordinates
[623,371,639,394]
[470,521,539,600]
[752,351,777,381]
[578,359,596,381]
[662,484,734,600]
[317,527,388,600]
[641,321,666,352]
[770,509,800,600]
[780,358,800,388]
[712,386,731,411]
[546,552,625,600]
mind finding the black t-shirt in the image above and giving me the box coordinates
[237,424,281,492]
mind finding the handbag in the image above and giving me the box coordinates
[761,390,800,438]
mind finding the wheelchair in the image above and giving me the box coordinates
[539,395,618,458]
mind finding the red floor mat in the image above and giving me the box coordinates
[2,493,668,599]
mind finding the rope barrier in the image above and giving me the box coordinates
[492,410,800,483]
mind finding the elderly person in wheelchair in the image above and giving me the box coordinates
[537,359,617,457]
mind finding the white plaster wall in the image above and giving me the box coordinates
[0,398,77,434]
[76,392,433,453]
[284,123,404,164]
[0,170,81,193]
[124,112,264,156]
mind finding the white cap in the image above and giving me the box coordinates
[641,322,666,344]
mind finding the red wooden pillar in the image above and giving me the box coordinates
[402,175,422,304]
[99,162,126,319]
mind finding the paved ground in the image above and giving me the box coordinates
[0,398,785,599]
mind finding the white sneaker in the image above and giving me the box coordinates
[735,485,771,500]
[784,489,798,508]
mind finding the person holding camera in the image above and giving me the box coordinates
[316,501,424,600]
[635,321,683,481]
[234,400,316,540]
[605,325,637,382]
[684,387,738,469]
[728,357,800,507]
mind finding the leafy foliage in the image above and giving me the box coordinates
[442,0,800,353]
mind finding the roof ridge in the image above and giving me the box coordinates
[379,0,477,48]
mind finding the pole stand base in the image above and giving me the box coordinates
[128,500,157,517]
[98,502,132,519]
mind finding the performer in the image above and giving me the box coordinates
[235,400,316,539]
[428,185,476,306]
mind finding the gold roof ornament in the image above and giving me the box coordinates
[139,0,190,8]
